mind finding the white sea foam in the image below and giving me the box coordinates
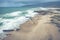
[0,7,49,32]
[4,11,22,17]
[0,9,38,31]
[1,16,29,30]
[0,8,39,39]
[25,9,38,17]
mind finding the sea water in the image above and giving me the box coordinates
[0,6,48,39]
[0,6,40,39]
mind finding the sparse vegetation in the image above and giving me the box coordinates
[51,14,60,32]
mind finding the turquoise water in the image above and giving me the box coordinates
[0,5,50,39]
[0,7,28,15]
[0,6,37,15]
[0,6,39,33]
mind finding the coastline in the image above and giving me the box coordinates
[3,8,60,40]
[3,13,41,40]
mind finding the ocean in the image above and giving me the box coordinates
[0,7,36,39]
[0,6,41,38]
[0,6,48,39]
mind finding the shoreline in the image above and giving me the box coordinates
[3,13,42,40]
[0,13,40,40]
[3,9,60,40]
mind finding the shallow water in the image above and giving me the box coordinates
[0,7,40,34]
[0,7,50,40]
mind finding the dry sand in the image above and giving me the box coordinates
[4,14,60,40]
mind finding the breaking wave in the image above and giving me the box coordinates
[0,8,39,33]
[0,7,49,39]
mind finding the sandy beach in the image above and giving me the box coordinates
[3,10,60,40]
